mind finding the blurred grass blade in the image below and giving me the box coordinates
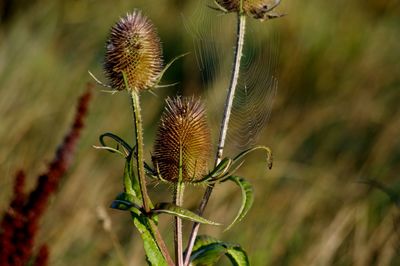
[359,178,400,208]
[152,203,221,225]
[224,176,254,231]
[188,235,249,266]
[130,212,169,266]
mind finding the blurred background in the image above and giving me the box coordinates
[1,0,400,265]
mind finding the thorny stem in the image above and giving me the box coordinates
[184,12,247,266]
[130,90,152,212]
[130,88,174,265]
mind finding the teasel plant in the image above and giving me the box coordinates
[91,1,283,265]
[184,0,284,264]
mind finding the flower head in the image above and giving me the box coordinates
[152,97,211,183]
[216,0,282,20]
[104,11,163,91]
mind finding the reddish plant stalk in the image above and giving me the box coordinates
[0,87,92,266]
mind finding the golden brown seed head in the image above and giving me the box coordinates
[216,0,280,20]
[104,11,163,92]
[152,97,211,183]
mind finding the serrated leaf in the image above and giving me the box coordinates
[131,212,168,266]
[152,203,221,226]
[225,176,254,231]
[188,235,249,266]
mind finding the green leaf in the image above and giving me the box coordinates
[195,157,233,183]
[225,247,249,266]
[124,153,141,199]
[99,132,133,155]
[188,235,249,266]
[151,203,221,226]
[110,192,142,211]
[131,212,168,266]
[153,53,189,87]
[232,145,273,172]
[224,176,254,231]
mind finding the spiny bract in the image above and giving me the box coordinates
[152,97,211,183]
[104,11,163,91]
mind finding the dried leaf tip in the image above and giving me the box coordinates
[104,10,163,92]
[153,97,212,183]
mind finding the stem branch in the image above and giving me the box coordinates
[184,13,247,266]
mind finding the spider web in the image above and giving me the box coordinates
[183,0,279,155]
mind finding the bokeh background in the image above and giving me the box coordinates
[1,0,400,265]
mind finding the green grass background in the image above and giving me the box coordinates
[1,0,399,265]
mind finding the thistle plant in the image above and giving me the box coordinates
[95,1,283,265]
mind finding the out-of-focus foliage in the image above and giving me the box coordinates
[0,0,399,265]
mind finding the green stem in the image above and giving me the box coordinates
[131,90,173,265]
[130,90,174,265]
[174,182,185,266]
[130,90,152,212]
[175,147,185,266]
[121,73,173,264]
[149,219,175,266]
[184,12,247,266]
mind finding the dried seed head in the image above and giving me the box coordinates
[152,97,211,183]
[216,0,239,11]
[216,0,281,20]
[104,11,163,91]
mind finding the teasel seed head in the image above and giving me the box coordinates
[104,11,163,92]
[152,97,211,183]
[216,0,281,20]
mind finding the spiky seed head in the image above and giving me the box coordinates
[216,0,280,20]
[104,11,163,92]
[152,97,211,183]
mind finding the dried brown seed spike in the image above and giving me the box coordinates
[104,11,163,91]
[153,97,211,183]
